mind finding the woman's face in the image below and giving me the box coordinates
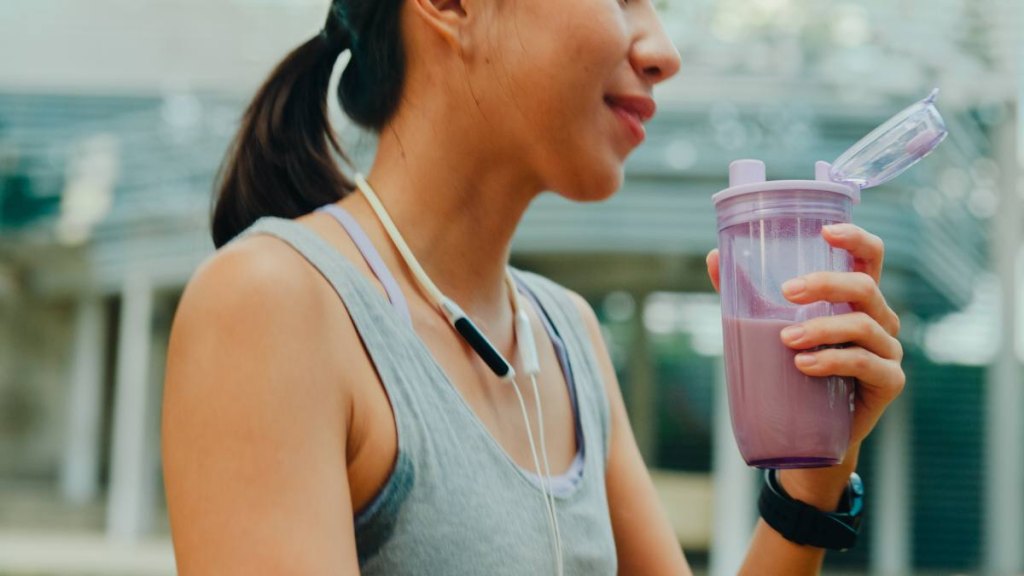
[461,0,682,201]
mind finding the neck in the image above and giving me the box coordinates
[351,102,543,327]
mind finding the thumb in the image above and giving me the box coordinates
[706,249,721,293]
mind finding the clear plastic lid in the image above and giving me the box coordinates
[829,89,948,190]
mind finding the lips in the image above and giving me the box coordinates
[605,94,656,145]
[604,94,657,123]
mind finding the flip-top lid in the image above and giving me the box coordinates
[829,89,948,190]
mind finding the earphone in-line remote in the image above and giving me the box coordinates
[353,172,566,576]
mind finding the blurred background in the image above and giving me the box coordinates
[0,0,1020,574]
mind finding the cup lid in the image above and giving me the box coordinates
[712,159,861,205]
[712,89,948,206]
[829,88,948,189]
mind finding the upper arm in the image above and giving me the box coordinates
[162,237,360,575]
[565,289,693,576]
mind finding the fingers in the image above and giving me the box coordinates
[821,223,885,284]
[780,311,904,361]
[783,271,900,337]
[706,249,720,293]
[793,345,906,401]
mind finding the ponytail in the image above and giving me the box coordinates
[210,0,406,248]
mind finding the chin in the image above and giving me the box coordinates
[556,159,625,203]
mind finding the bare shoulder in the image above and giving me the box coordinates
[182,233,328,318]
[162,233,360,573]
[169,233,358,390]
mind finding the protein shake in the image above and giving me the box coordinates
[711,90,947,468]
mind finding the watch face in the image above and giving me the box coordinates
[848,472,865,517]
[850,472,865,496]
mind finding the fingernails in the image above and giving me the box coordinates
[824,224,848,237]
[782,278,807,298]
[795,353,817,367]
[781,325,805,343]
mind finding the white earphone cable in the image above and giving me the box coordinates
[510,376,562,576]
[354,173,448,309]
[513,287,564,576]
[353,172,563,575]
[529,372,564,575]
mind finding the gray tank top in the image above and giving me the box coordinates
[314,203,585,495]
[230,213,618,575]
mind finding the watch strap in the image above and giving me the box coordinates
[758,468,864,551]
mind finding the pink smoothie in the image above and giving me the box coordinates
[722,316,854,468]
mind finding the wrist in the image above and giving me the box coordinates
[759,466,865,551]
[777,443,861,511]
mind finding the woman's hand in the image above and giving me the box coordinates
[706,222,906,507]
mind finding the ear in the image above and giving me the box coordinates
[407,0,472,51]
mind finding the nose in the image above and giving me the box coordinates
[629,8,682,85]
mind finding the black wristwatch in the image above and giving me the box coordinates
[758,468,864,551]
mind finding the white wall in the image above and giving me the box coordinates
[2,0,1016,102]
[0,0,330,95]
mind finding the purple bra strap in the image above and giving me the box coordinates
[512,274,584,452]
[316,203,414,328]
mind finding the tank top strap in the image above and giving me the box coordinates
[315,203,414,328]
[508,267,613,466]
[227,215,438,441]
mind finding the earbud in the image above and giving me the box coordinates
[513,295,541,377]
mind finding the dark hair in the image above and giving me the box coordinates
[210,0,406,248]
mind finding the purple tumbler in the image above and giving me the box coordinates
[711,90,948,469]
[714,160,859,468]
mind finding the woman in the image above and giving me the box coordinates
[162,0,905,573]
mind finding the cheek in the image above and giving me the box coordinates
[497,0,629,115]
[480,1,632,193]
[526,28,629,143]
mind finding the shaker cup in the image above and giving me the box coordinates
[714,160,859,468]
[712,90,948,469]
